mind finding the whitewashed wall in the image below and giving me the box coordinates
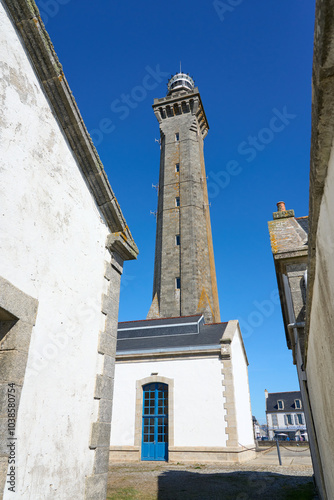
[111,357,228,448]
[0,4,110,499]
[231,327,254,446]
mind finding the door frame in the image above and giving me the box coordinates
[134,375,174,461]
[141,382,168,461]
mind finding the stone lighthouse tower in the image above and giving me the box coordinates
[148,72,220,323]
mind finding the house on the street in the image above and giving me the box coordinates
[265,391,307,441]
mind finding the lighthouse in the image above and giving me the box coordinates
[148,72,220,323]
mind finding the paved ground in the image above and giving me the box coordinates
[252,443,313,467]
[107,446,317,499]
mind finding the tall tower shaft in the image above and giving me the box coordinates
[148,73,220,324]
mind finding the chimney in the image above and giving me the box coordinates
[273,201,294,220]
[265,389,268,399]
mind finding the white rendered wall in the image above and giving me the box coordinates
[231,327,254,446]
[111,357,227,448]
[307,139,334,499]
[0,5,110,499]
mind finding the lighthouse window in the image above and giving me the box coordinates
[175,163,180,172]
[175,197,180,207]
[175,133,179,142]
[175,235,180,246]
[176,277,181,289]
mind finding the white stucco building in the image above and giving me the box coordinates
[0,1,138,498]
[110,316,255,463]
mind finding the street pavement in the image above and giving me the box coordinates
[250,444,312,467]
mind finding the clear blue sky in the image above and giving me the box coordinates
[40,0,315,423]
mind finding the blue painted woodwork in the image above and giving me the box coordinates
[141,383,168,461]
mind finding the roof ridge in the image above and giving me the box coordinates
[268,391,301,394]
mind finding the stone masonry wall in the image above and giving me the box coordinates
[150,90,220,323]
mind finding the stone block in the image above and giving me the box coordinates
[84,473,108,500]
[0,383,22,418]
[98,398,113,423]
[103,354,115,378]
[0,417,10,454]
[104,315,118,338]
[94,375,113,400]
[0,350,27,385]
[98,332,116,357]
[0,277,38,325]
[101,293,119,317]
[93,447,109,474]
[0,320,33,352]
[104,262,113,281]
[0,454,8,496]
[90,422,111,449]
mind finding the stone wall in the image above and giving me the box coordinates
[149,90,220,323]
[305,0,334,498]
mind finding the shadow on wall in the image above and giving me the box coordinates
[157,470,316,500]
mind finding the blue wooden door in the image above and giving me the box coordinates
[141,383,168,461]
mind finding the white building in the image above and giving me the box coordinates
[265,391,307,441]
[110,316,255,463]
[0,1,138,498]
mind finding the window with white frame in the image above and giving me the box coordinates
[295,399,302,409]
[296,413,304,425]
[271,414,278,426]
[285,414,293,425]
[277,400,284,410]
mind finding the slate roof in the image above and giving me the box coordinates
[268,216,308,256]
[117,315,228,353]
[266,391,303,413]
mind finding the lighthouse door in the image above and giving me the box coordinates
[141,383,168,461]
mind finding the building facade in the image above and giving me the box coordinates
[265,391,307,441]
[110,73,255,464]
[0,1,138,498]
[110,317,254,463]
[268,2,334,494]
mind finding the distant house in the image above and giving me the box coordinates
[265,391,307,441]
[252,416,267,440]
[252,416,261,440]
